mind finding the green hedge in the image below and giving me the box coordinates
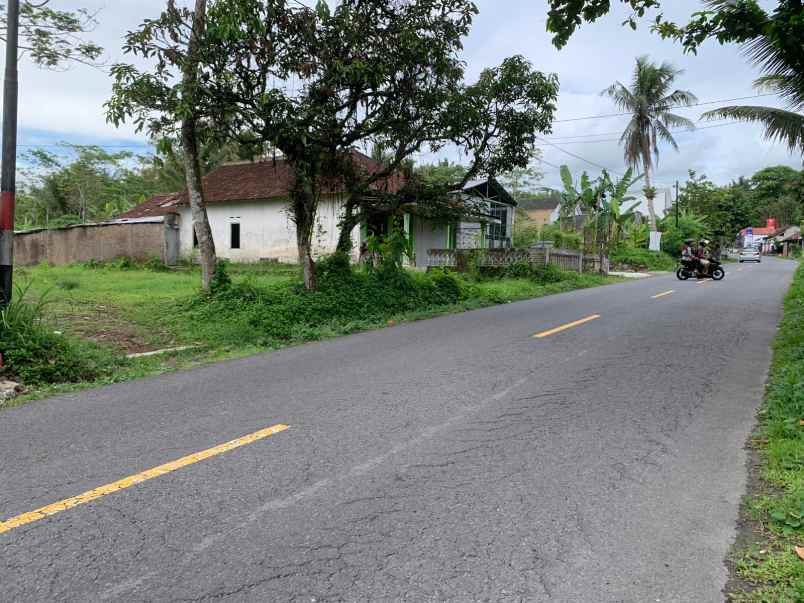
[609,246,676,271]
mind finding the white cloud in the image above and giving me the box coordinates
[1,0,800,184]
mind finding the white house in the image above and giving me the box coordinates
[120,153,516,268]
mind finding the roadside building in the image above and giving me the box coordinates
[737,218,779,252]
[120,152,516,268]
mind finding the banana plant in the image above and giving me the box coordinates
[558,164,607,228]
[603,168,643,247]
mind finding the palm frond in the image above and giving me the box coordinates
[654,121,679,153]
[601,81,637,113]
[659,89,698,109]
[703,105,804,154]
[661,112,695,130]
[753,75,804,111]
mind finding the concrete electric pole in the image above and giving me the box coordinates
[0,0,19,305]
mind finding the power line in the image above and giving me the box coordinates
[544,117,733,141]
[541,121,742,145]
[536,136,620,174]
[537,137,677,189]
[551,93,777,124]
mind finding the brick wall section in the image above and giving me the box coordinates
[13,221,169,266]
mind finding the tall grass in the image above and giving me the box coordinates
[0,282,119,386]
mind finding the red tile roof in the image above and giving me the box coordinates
[178,151,406,206]
[118,193,180,219]
[119,152,405,219]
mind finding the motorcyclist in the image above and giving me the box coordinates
[696,240,711,276]
[681,239,695,261]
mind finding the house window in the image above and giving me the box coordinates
[230,222,241,249]
[488,204,508,240]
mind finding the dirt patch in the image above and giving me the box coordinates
[51,302,175,355]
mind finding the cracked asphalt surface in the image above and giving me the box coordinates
[0,258,796,602]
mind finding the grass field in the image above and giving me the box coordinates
[4,260,619,403]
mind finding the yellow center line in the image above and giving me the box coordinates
[0,423,289,535]
[651,290,675,299]
[533,314,601,338]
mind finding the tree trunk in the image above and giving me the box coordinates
[642,151,657,231]
[182,119,216,291]
[291,173,318,291]
[336,198,357,254]
[180,0,216,292]
[296,206,316,290]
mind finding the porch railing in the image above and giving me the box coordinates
[425,246,609,275]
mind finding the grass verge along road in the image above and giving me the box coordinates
[727,260,804,602]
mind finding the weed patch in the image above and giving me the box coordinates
[727,261,804,602]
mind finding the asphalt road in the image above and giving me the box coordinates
[0,258,796,602]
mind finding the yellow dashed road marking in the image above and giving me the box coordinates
[0,423,290,535]
[533,314,601,338]
[651,290,675,299]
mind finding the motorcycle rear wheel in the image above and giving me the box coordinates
[676,268,690,281]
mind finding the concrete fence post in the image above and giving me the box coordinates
[578,251,583,274]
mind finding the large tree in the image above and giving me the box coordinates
[108,0,225,292]
[602,56,697,231]
[199,0,558,289]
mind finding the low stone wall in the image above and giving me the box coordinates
[426,246,608,275]
[13,217,179,266]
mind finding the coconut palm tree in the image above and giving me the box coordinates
[603,56,698,231]
[702,2,804,153]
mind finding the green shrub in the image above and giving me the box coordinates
[504,260,532,279]
[531,263,565,284]
[539,224,583,251]
[111,257,135,270]
[82,259,103,269]
[0,283,117,385]
[209,260,232,293]
[430,268,463,304]
[317,252,353,284]
[609,246,676,271]
[143,256,170,272]
[659,210,710,256]
[182,260,476,347]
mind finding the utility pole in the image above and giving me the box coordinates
[0,0,19,305]
[674,180,679,228]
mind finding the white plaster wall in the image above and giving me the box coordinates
[178,196,359,263]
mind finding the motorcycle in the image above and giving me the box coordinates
[676,257,725,281]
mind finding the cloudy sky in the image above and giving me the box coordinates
[4,0,801,192]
